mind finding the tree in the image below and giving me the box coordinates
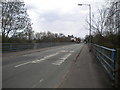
[86,0,120,48]
[86,8,107,37]
[2,1,33,43]
[34,31,72,43]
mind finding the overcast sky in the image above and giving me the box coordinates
[24,0,106,38]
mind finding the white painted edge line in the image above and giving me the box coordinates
[14,52,59,68]
[32,78,44,88]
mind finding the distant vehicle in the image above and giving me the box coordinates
[71,37,81,44]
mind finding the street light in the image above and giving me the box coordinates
[78,4,92,43]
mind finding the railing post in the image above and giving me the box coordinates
[111,50,116,86]
[111,51,116,72]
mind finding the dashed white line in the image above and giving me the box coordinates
[14,61,32,68]
[14,52,59,68]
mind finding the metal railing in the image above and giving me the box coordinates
[90,44,116,81]
[1,42,74,52]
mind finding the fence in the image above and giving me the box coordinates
[2,42,74,52]
[90,44,116,81]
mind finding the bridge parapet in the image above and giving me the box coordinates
[90,44,116,82]
[1,42,74,53]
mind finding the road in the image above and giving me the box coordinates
[2,44,84,88]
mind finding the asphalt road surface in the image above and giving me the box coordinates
[3,44,83,88]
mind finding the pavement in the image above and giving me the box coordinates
[59,44,112,88]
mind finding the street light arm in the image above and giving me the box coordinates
[78,4,82,6]
[78,4,90,6]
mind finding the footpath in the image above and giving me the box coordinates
[59,44,112,88]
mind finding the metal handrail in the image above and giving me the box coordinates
[94,47,114,63]
[91,44,116,81]
[94,44,116,52]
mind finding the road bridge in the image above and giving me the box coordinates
[2,44,113,88]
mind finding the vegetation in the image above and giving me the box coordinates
[1,1,80,43]
[34,31,73,43]
[1,1,33,43]
[84,1,120,49]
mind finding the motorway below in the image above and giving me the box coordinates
[2,44,84,88]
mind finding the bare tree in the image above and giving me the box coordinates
[86,8,107,36]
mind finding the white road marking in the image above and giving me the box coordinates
[31,59,46,63]
[23,55,28,56]
[44,53,59,59]
[14,52,59,68]
[69,51,74,53]
[15,50,74,68]
[52,60,63,65]
[52,53,72,66]
[39,79,44,82]
[14,61,32,68]
[60,50,74,53]
[61,53,72,60]
[32,78,44,88]
[31,52,59,64]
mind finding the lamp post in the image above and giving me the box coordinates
[78,4,92,43]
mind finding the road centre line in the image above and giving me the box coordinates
[14,52,59,68]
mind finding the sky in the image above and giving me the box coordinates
[24,0,106,38]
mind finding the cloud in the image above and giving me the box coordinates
[24,0,105,38]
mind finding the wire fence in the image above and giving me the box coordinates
[1,42,74,53]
